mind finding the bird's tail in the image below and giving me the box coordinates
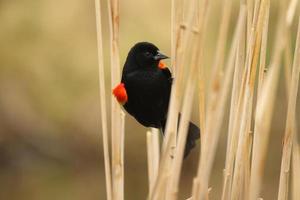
[184,121,200,158]
[161,118,200,158]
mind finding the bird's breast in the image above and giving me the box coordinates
[123,69,171,127]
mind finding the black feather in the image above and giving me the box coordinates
[120,42,200,158]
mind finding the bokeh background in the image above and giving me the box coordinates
[0,0,299,199]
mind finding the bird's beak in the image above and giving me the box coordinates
[154,51,169,61]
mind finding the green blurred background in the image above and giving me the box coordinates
[0,0,299,199]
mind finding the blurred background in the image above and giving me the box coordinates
[0,0,299,199]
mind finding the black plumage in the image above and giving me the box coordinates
[120,42,200,158]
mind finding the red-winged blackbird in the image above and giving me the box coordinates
[113,42,200,158]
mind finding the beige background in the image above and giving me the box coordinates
[0,0,299,199]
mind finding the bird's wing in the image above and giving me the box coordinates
[161,67,173,84]
[160,67,172,121]
[122,69,172,127]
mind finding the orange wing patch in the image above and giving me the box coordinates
[158,60,167,69]
[112,83,128,105]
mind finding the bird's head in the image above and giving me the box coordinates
[126,42,169,70]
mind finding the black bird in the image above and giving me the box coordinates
[113,42,200,158]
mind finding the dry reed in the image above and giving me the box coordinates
[231,1,268,199]
[94,0,112,199]
[249,2,285,198]
[283,2,300,199]
[221,2,247,199]
[278,15,300,200]
[147,128,160,194]
[96,0,300,199]
[194,6,247,200]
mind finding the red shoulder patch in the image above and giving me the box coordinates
[112,83,128,105]
[158,60,167,69]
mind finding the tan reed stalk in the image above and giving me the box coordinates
[155,1,203,197]
[284,37,300,199]
[166,42,199,199]
[164,0,185,163]
[284,32,300,200]
[120,110,125,199]
[163,0,201,157]
[149,135,175,200]
[171,0,177,76]
[246,0,254,44]
[94,0,112,199]
[284,37,300,200]
[154,3,189,199]
[252,0,261,24]
[248,1,271,199]
[198,57,206,152]
[171,0,183,77]
[147,128,160,194]
[244,131,253,198]
[169,0,178,156]
[256,0,270,99]
[241,0,263,194]
[209,0,232,82]
[284,32,293,88]
[206,0,233,154]
[166,8,208,197]
[198,45,207,156]
[221,35,245,200]
[285,27,300,199]
[282,1,299,199]
[278,16,300,200]
[154,0,203,198]
[192,7,247,200]
[194,1,208,152]
[284,29,300,200]
[153,16,180,200]
[163,0,191,146]
[107,0,124,199]
[161,0,185,161]
[286,0,298,26]
[249,8,286,200]
[221,2,247,199]
[292,136,300,200]
[230,1,267,199]
[224,2,245,163]
[196,0,211,156]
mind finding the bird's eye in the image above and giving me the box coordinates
[144,51,152,57]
